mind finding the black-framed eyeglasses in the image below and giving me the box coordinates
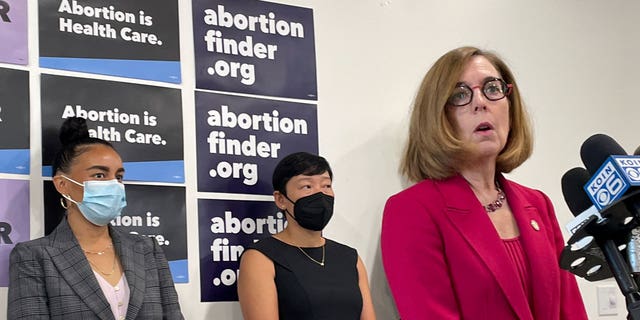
[447,78,513,107]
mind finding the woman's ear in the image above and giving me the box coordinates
[52,175,68,195]
[273,191,287,210]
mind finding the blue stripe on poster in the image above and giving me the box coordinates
[39,57,181,84]
[0,149,29,174]
[168,259,189,283]
[43,160,184,183]
[123,160,184,183]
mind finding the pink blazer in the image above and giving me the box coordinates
[381,175,587,320]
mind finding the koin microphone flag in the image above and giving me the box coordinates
[559,135,640,280]
[581,134,640,210]
[560,167,611,281]
[561,133,640,319]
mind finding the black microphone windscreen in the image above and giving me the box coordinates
[561,167,593,216]
[580,134,627,175]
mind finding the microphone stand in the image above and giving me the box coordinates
[600,240,640,320]
[560,190,640,319]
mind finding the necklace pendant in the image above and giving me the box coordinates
[297,245,326,267]
[484,183,506,213]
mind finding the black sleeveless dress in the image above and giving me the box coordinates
[246,237,363,320]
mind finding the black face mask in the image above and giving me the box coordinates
[284,192,334,231]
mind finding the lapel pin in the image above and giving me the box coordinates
[530,219,540,231]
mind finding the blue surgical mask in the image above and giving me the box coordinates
[61,175,127,226]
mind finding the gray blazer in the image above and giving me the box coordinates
[7,218,184,320]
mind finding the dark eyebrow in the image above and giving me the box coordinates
[86,165,125,174]
[294,175,331,182]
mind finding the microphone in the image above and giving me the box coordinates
[562,167,603,235]
[630,228,640,274]
[560,167,610,281]
[580,133,627,174]
[560,164,640,307]
[561,134,640,319]
[580,134,640,210]
[579,134,640,237]
[628,144,640,274]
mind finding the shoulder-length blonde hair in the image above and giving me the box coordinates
[401,46,533,182]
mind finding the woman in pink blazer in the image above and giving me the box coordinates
[381,46,587,320]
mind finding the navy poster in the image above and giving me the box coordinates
[39,0,181,83]
[195,91,318,195]
[41,74,184,183]
[193,0,317,100]
[43,182,189,283]
[0,68,29,174]
[198,198,281,301]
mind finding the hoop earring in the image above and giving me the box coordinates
[60,197,68,209]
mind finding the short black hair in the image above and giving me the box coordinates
[272,152,333,195]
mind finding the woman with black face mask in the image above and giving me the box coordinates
[237,152,376,320]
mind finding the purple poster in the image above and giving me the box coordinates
[0,0,28,65]
[192,0,317,100]
[195,91,318,195]
[198,198,281,301]
[0,178,30,287]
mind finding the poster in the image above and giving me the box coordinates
[0,67,29,174]
[193,0,317,100]
[0,0,28,65]
[0,178,29,287]
[41,74,184,183]
[194,0,320,303]
[39,0,181,83]
[43,182,189,283]
[195,91,318,195]
[198,198,282,301]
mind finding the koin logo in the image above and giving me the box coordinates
[588,162,627,207]
[616,157,640,182]
[626,168,640,181]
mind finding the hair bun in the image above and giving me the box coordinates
[59,117,90,146]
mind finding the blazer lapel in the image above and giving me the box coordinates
[439,175,533,320]
[48,219,114,320]
[501,178,558,320]
[111,228,146,320]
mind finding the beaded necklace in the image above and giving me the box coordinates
[484,182,506,213]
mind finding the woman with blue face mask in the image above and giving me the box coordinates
[237,152,376,320]
[8,117,183,319]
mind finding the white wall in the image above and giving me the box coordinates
[2,0,640,319]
